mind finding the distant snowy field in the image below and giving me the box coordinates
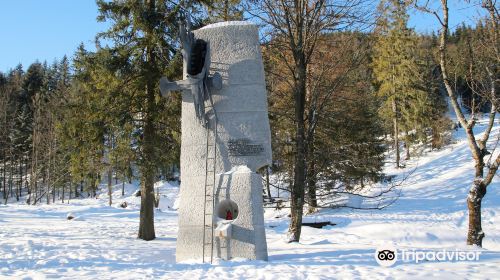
[1,123,500,279]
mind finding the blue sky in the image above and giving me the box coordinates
[407,0,485,34]
[0,0,484,73]
[0,1,109,72]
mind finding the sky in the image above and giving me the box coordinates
[0,0,485,73]
[407,0,486,34]
[0,1,109,73]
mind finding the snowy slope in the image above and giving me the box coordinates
[1,124,500,279]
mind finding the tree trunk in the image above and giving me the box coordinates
[307,140,317,212]
[431,126,440,149]
[30,106,38,205]
[392,99,400,168]
[9,158,13,199]
[467,178,486,246]
[405,131,410,160]
[2,147,6,201]
[107,167,113,206]
[138,19,157,240]
[17,157,22,201]
[47,144,51,205]
[265,167,272,201]
[77,181,82,198]
[288,52,307,243]
[51,128,56,204]
[92,174,97,198]
[33,180,38,205]
[138,103,156,241]
[405,142,410,161]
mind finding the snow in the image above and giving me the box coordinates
[199,21,254,30]
[1,123,500,279]
[223,165,252,174]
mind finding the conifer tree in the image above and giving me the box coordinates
[81,0,184,240]
[205,0,243,22]
[372,0,423,167]
[3,66,25,203]
[23,62,46,204]
[0,72,10,201]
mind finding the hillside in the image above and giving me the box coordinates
[1,122,499,279]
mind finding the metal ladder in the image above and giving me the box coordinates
[202,87,218,263]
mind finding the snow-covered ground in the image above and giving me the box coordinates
[1,124,500,279]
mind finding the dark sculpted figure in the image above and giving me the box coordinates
[160,20,221,126]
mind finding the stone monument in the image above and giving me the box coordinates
[160,21,271,262]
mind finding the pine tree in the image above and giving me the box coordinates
[48,57,73,203]
[74,0,184,240]
[412,35,449,150]
[22,62,47,204]
[205,0,243,22]
[0,71,9,201]
[3,66,25,203]
[372,0,424,167]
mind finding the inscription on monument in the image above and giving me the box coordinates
[228,138,264,156]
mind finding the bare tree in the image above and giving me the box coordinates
[248,0,371,242]
[415,0,499,247]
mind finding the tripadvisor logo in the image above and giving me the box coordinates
[375,245,397,267]
[374,246,482,267]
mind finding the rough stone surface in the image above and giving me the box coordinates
[176,21,271,262]
[177,171,268,261]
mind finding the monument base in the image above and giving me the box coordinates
[176,167,268,262]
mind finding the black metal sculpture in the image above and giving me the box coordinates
[160,20,222,126]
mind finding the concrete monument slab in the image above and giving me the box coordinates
[162,21,271,262]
